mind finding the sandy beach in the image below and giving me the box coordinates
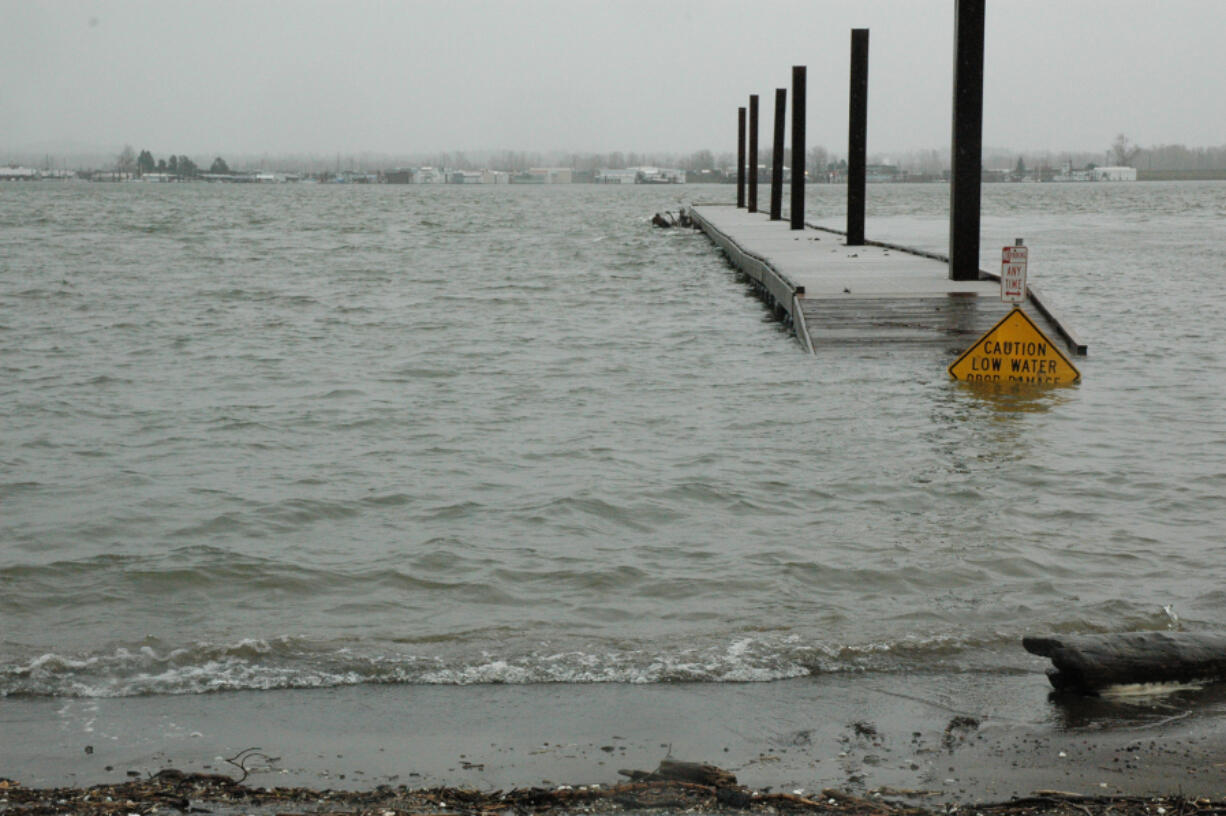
[5,670,1226,806]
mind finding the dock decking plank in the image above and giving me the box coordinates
[800,294,1013,347]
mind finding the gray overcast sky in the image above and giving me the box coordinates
[3,0,1224,158]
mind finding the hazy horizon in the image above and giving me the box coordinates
[5,0,1226,162]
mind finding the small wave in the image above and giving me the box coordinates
[0,638,368,698]
[388,366,457,379]
[204,417,277,432]
[14,287,76,300]
[423,500,485,520]
[313,388,366,399]
[0,631,1028,699]
[84,374,132,386]
[0,481,43,498]
[362,492,413,507]
[0,637,808,697]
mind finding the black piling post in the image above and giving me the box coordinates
[790,66,806,230]
[949,0,985,280]
[737,106,746,208]
[748,95,759,212]
[770,88,786,221]
[847,28,869,245]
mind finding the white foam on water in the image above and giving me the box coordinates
[0,633,846,696]
[1100,680,1206,701]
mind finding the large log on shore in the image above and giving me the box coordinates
[1024,632,1226,693]
[618,759,737,788]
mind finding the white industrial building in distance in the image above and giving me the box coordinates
[1091,166,1138,181]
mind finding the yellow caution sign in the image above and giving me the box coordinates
[949,307,1080,385]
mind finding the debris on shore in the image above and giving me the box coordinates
[2,768,1221,816]
[1024,632,1226,693]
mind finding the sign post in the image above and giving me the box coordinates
[1001,238,1027,303]
[950,238,1081,384]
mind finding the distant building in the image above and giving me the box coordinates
[1,166,83,181]
[686,169,729,184]
[1053,162,1092,182]
[595,168,637,184]
[1092,166,1138,181]
[412,166,445,184]
[596,167,685,184]
[866,164,900,183]
[0,166,40,181]
[510,168,571,184]
[632,166,686,184]
[447,169,511,184]
[325,171,377,184]
[384,169,414,184]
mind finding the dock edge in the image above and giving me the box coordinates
[687,204,815,353]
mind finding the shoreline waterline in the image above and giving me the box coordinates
[6,671,1226,800]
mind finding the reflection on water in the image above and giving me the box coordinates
[1047,681,1226,731]
[952,379,1075,414]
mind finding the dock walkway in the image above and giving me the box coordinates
[688,203,1085,356]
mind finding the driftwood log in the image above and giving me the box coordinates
[1024,631,1226,693]
[618,759,737,788]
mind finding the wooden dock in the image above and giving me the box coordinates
[688,203,1086,356]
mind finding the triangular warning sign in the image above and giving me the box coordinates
[949,307,1080,384]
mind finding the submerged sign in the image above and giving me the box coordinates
[949,307,1080,384]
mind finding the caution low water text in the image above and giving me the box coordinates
[948,308,1080,385]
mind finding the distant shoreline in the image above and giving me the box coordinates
[1137,168,1226,181]
[4,171,1226,184]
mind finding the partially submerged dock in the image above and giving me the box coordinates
[700,2,1085,359]
[688,203,1086,357]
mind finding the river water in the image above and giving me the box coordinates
[2,180,1224,699]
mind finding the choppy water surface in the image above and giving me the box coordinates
[2,181,1224,698]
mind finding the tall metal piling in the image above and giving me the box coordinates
[770,88,786,221]
[790,66,806,229]
[847,29,869,246]
[737,106,746,208]
[748,95,759,213]
[949,0,985,280]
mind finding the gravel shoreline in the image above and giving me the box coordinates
[3,770,1222,816]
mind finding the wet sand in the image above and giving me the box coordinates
[5,670,1226,805]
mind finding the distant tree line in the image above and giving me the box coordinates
[117,144,230,177]
[420,150,696,173]
[989,135,1226,175]
[1134,142,1226,170]
[99,135,1226,179]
